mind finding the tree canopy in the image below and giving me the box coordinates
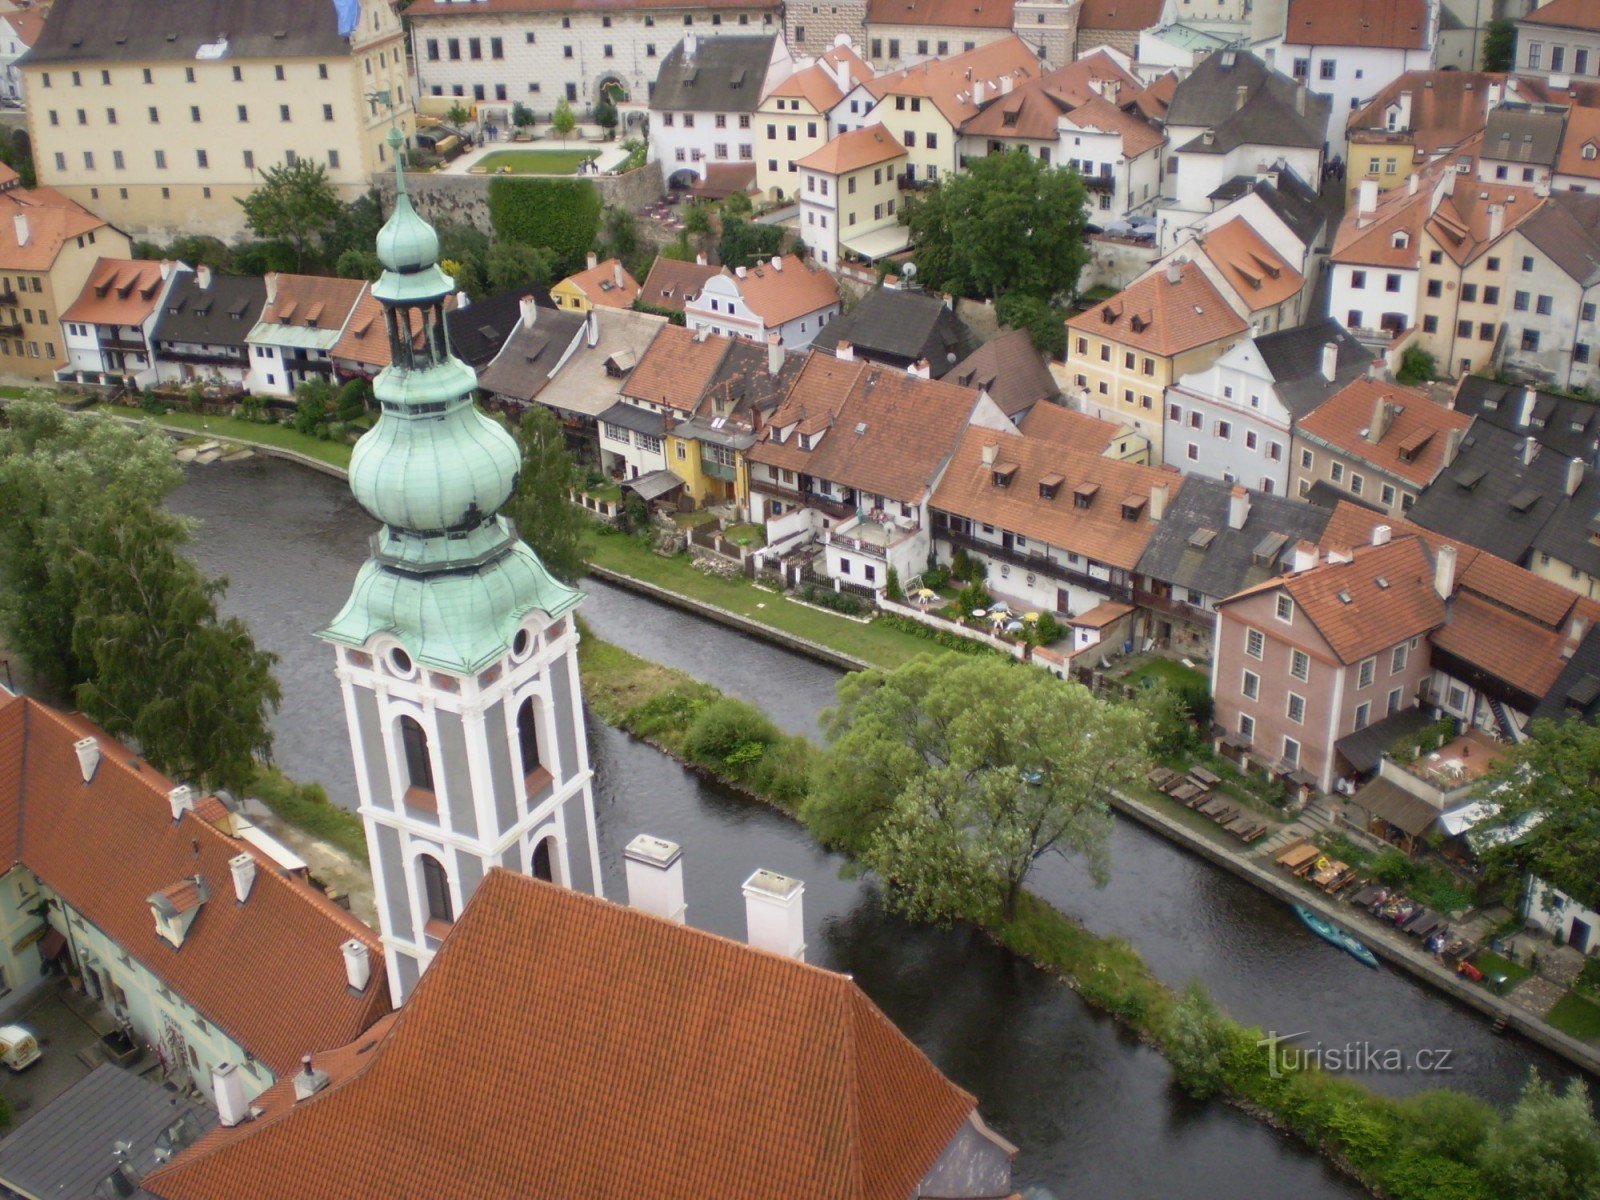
[1482,718,1600,910]
[236,158,344,271]
[507,406,587,584]
[803,654,1152,921]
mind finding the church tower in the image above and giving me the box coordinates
[321,128,601,1004]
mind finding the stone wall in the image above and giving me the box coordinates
[373,162,665,237]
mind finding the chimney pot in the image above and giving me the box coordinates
[74,736,101,784]
[742,868,806,960]
[624,834,687,923]
[228,852,256,903]
[519,294,538,328]
[341,938,371,991]
[1227,485,1250,530]
[212,1063,250,1128]
[1434,543,1458,600]
[168,785,194,822]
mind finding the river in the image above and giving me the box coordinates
[169,455,1577,1197]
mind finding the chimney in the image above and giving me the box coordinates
[836,339,854,361]
[1227,485,1250,530]
[1567,456,1585,497]
[981,441,1000,466]
[770,255,783,272]
[1320,341,1339,382]
[519,294,538,328]
[907,357,931,379]
[11,212,27,247]
[1523,436,1540,467]
[613,260,625,289]
[1434,543,1457,600]
[766,331,784,377]
[1371,523,1392,546]
[1291,540,1318,572]
[168,785,194,822]
[1408,172,1419,196]
[1368,394,1393,444]
[292,1055,330,1103]
[264,272,279,305]
[1442,425,1463,468]
[1357,178,1378,216]
[74,736,101,784]
[228,852,256,903]
[341,939,371,991]
[586,251,598,272]
[1488,203,1505,240]
[1235,83,1249,111]
[624,834,687,923]
[1149,480,1168,522]
[159,259,172,280]
[212,1064,250,1128]
[742,868,806,961]
[1166,261,1182,285]
[196,263,213,290]
[1518,387,1537,428]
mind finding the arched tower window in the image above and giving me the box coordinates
[532,837,555,883]
[399,715,435,793]
[419,854,453,925]
[516,696,542,781]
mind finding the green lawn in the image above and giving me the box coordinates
[104,404,356,469]
[474,148,599,175]
[1470,949,1533,992]
[1547,992,1600,1040]
[584,529,940,668]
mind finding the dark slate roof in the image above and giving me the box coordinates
[1407,422,1570,561]
[0,1064,215,1200]
[652,35,776,114]
[1255,319,1373,418]
[948,329,1057,417]
[1481,105,1565,167]
[597,399,667,436]
[1518,191,1600,289]
[23,0,350,65]
[1135,475,1333,601]
[1166,50,1328,152]
[1453,376,1600,462]
[447,287,556,370]
[150,272,266,350]
[1334,706,1436,773]
[475,307,588,402]
[810,288,978,376]
[1532,623,1600,724]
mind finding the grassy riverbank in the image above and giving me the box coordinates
[578,626,1575,1200]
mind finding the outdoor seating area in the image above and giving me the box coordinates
[1148,766,1271,844]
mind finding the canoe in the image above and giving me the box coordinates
[1295,904,1380,969]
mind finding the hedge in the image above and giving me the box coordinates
[486,178,602,274]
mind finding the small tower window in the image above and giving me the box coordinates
[399,715,434,794]
[517,697,543,782]
[419,854,453,926]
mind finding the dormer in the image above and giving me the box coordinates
[148,875,210,948]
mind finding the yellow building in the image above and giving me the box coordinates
[551,255,641,314]
[22,0,414,243]
[796,124,908,270]
[755,44,873,202]
[1061,261,1248,459]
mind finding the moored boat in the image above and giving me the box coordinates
[1295,904,1380,969]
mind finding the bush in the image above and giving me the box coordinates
[802,584,866,615]
[486,178,603,275]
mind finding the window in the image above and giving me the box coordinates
[399,715,434,792]
[516,697,542,781]
[1290,648,1309,681]
[1353,702,1370,731]
[1287,693,1306,723]
[1242,670,1260,700]
[1276,595,1294,623]
[420,855,453,926]
[1357,657,1375,688]
[1246,628,1265,659]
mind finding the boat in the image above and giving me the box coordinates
[1295,904,1380,969]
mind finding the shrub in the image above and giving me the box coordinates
[486,178,603,275]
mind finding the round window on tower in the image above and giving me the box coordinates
[511,626,533,662]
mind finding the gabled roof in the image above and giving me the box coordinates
[1065,260,1247,359]
[1078,0,1165,32]
[60,258,170,327]
[796,123,907,174]
[930,424,1176,569]
[866,0,1014,27]
[766,44,873,112]
[949,329,1057,416]
[144,870,980,1200]
[1297,378,1472,486]
[1283,0,1429,50]
[0,696,389,1076]
[151,271,267,351]
[1165,51,1327,152]
[443,286,556,370]
[1521,0,1600,33]
[639,257,720,315]
[1196,217,1303,314]
[652,35,776,115]
[1253,319,1374,418]
[22,0,351,65]
[811,287,977,376]
[868,36,1041,127]
[558,258,641,309]
[622,323,735,412]
[712,254,840,327]
[474,306,589,403]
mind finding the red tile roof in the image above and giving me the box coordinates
[1065,261,1247,358]
[1284,0,1430,49]
[1297,378,1472,486]
[144,870,981,1200]
[0,697,389,1075]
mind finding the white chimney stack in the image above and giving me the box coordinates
[742,869,806,960]
[1434,543,1458,600]
[341,938,371,991]
[12,212,28,247]
[212,1063,251,1128]
[981,441,1000,466]
[836,339,854,362]
[519,294,538,328]
[586,251,598,272]
[1372,523,1392,546]
[74,736,101,784]
[766,331,784,377]
[1227,485,1250,530]
[228,852,256,903]
[1149,480,1168,522]
[1357,178,1378,217]
[624,834,687,923]
[1320,341,1339,382]
[168,785,194,821]
[1567,456,1585,497]
[197,263,213,290]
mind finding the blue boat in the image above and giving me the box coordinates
[1295,904,1380,969]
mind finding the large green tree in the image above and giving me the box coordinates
[803,654,1151,921]
[236,158,344,271]
[905,148,1090,302]
[507,406,587,583]
[1481,718,1600,910]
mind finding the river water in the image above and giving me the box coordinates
[169,456,1579,1198]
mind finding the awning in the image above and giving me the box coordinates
[1334,708,1436,775]
[840,224,913,261]
[622,469,687,502]
[1352,777,1442,837]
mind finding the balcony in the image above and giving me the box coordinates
[940,527,1133,602]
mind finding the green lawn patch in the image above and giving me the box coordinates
[1470,949,1532,992]
[103,404,356,469]
[1548,991,1600,1040]
[248,765,366,861]
[474,148,599,175]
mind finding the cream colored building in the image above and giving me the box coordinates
[21,0,415,242]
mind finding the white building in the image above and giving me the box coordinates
[685,254,842,348]
[649,33,794,186]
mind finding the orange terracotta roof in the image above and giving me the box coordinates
[1557,105,1600,181]
[639,256,720,314]
[1078,0,1164,31]
[1284,0,1429,49]
[0,184,107,272]
[144,870,980,1200]
[261,274,365,332]
[1522,0,1600,32]
[622,323,734,412]
[721,254,840,327]
[869,36,1041,126]
[331,287,462,369]
[60,258,169,326]
[1298,378,1472,486]
[797,123,907,174]
[559,258,641,309]
[866,0,1014,28]
[1065,261,1247,358]
[930,425,1177,569]
[1198,218,1304,314]
[0,698,389,1076]
[767,45,874,111]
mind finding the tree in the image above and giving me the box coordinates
[1478,1072,1600,1200]
[906,149,1090,302]
[995,292,1068,359]
[551,98,578,147]
[485,240,555,293]
[511,102,536,131]
[1483,18,1517,71]
[803,655,1152,920]
[594,97,619,139]
[506,407,587,583]
[1481,719,1600,911]
[236,158,343,271]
